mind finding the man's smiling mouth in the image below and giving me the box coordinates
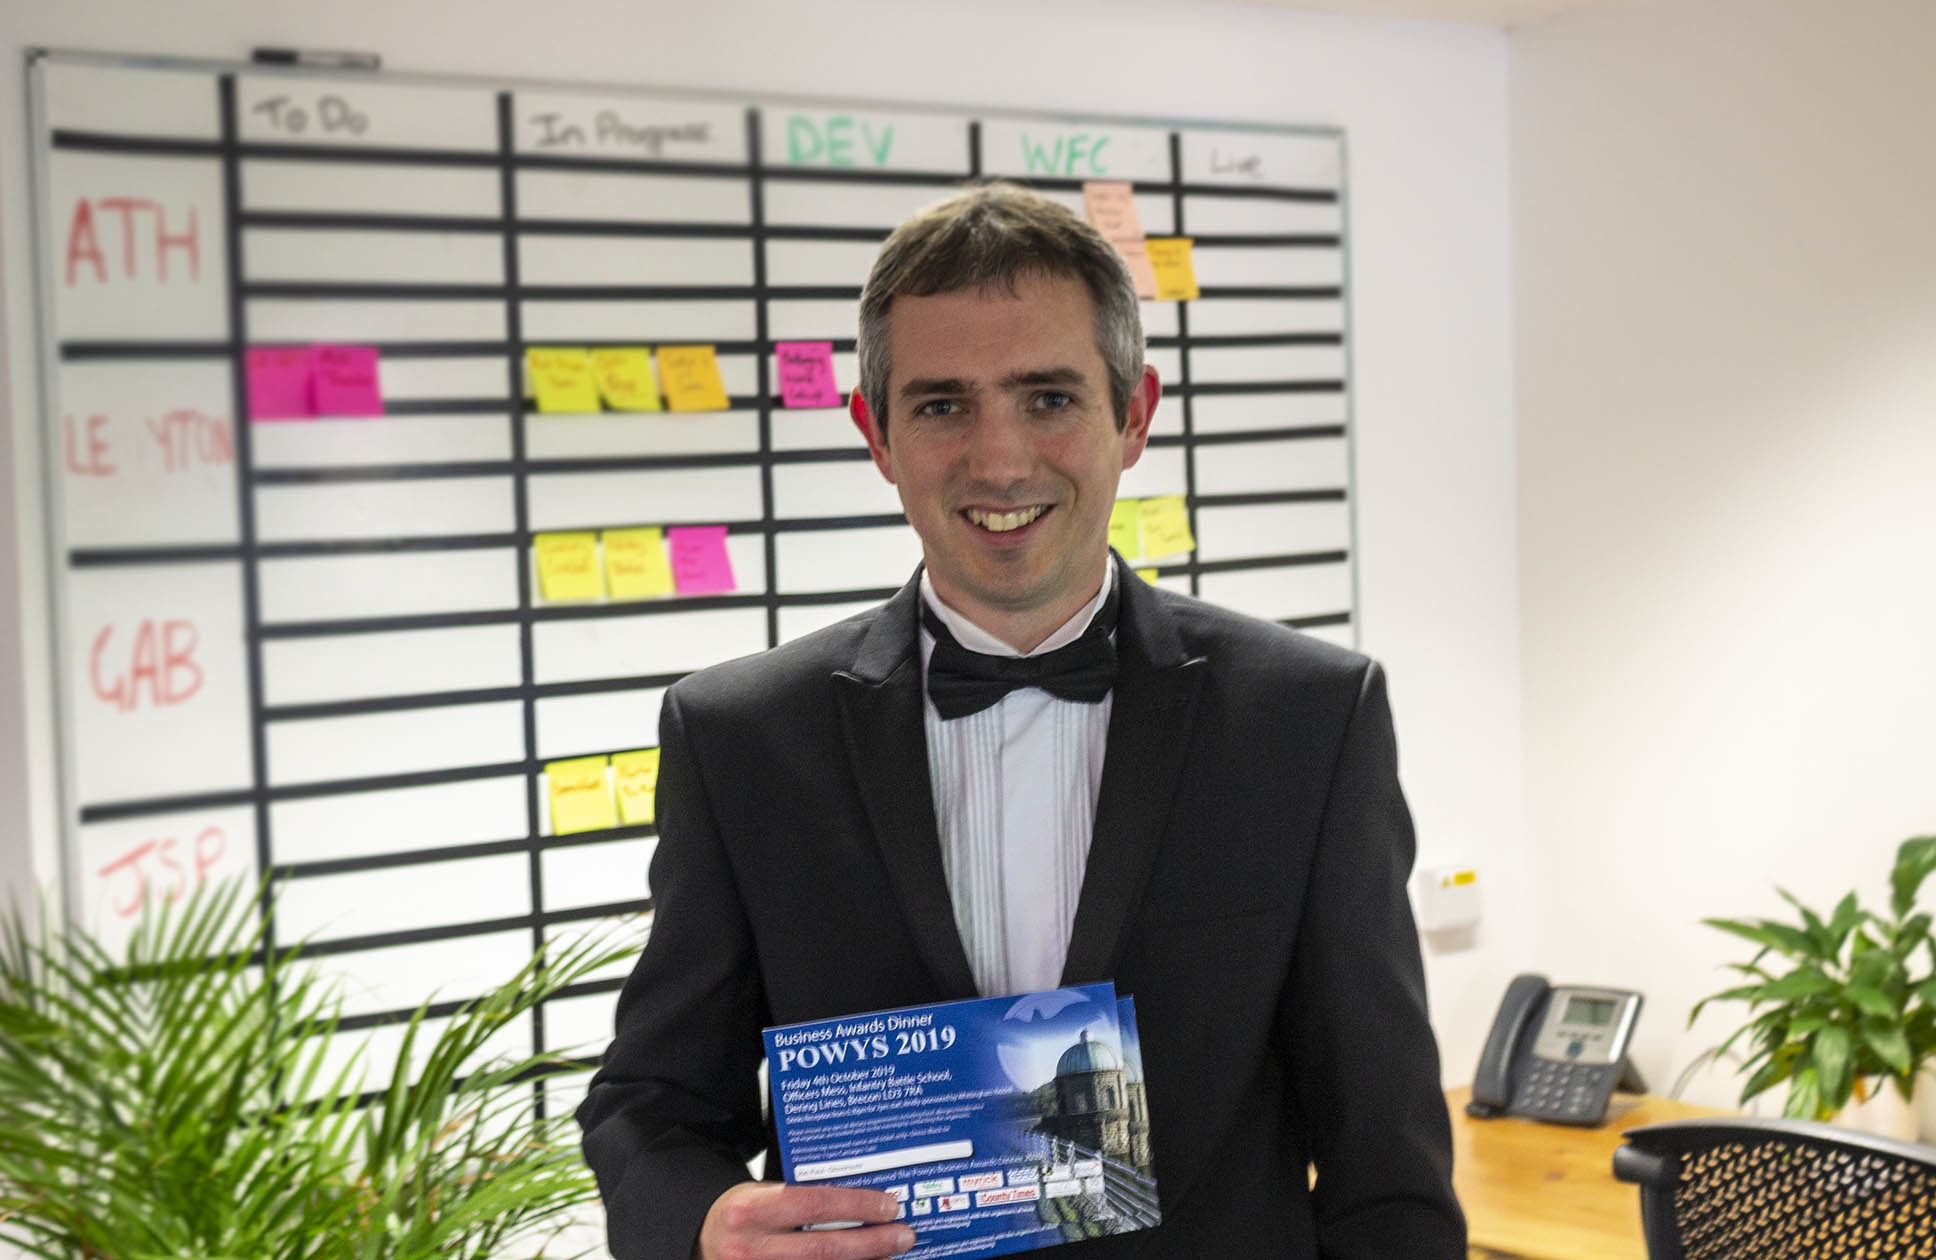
[964,505,1050,533]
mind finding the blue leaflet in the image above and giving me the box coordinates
[765,983,1161,1258]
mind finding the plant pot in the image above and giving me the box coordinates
[1834,1076,1922,1143]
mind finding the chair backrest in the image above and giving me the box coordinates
[1613,1116,1936,1259]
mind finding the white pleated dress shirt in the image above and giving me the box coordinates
[918,565,1115,996]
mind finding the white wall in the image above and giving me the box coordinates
[1515,0,1936,1114]
[0,0,1520,1081]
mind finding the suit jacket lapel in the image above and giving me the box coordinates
[835,572,980,1000]
[1061,558,1208,987]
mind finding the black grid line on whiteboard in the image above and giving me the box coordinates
[747,108,781,652]
[1168,132,1203,599]
[216,76,279,963]
[498,88,549,1073]
[33,54,1358,1073]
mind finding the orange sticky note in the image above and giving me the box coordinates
[1145,238,1200,302]
[527,348,600,413]
[1084,182,1157,299]
[612,748,661,826]
[1137,495,1195,559]
[657,345,731,412]
[590,348,662,411]
[547,755,616,835]
[1115,239,1159,300]
[1082,181,1146,242]
[535,531,604,602]
[603,527,675,600]
[1108,499,1142,560]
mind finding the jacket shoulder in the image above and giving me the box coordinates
[1149,585,1374,687]
[663,604,881,717]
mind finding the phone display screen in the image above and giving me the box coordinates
[1561,996,1617,1027]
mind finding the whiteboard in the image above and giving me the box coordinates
[27,50,1357,1098]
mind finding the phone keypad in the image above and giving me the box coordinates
[1512,1059,1618,1123]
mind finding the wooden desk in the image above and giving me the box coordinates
[1447,1085,1726,1260]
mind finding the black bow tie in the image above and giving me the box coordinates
[922,585,1120,720]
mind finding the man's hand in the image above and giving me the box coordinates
[696,1182,915,1260]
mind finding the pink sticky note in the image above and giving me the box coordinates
[313,344,385,416]
[246,346,316,421]
[667,525,737,595]
[775,341,841,409]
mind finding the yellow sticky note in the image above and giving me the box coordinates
[657,345,731,412]
[1138,495,1196,559]
[603,527,675,600]
[526,348,600,413]
[1145,238,1200,302]
[1136,568,1160,585]
[1109,499,1142,560]
[612,747,662,826]
[535,531,604,602]
[590,348,662,412]
[548,756,616,835]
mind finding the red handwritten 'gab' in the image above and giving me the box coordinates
[90,619,203,713]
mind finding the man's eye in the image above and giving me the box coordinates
[1036,391,1074,410]
[916,399,962,418]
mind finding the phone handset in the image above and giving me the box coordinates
[1467,973,1550,1118]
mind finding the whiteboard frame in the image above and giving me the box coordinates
[25,46,1360,936]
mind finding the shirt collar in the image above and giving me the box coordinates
[919,561,1117,659]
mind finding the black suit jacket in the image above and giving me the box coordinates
[579,560,1464,1259]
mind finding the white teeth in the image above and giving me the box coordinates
[966,506,1047,532]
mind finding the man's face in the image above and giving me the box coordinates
[859,272,1157,647]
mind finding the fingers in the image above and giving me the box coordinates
[699,1182,916,1260]
[732,1183,902,1230]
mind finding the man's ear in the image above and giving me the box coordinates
[853,391,895,482]
[1119,364,1159,471]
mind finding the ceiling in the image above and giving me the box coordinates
[1230,0,1628,28]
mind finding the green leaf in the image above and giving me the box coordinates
[1891,836,1936,920]
[1738,1045,1800,1104]
[1845,985,1900,1020]
[1688,983,1775,1026]
[1781,1065,1820,1118]
[1778,888,1833,955]
[1787,1011,1832,1036]
[1862,1021,1915,1076]
[1891,912,1932,960]
[1827,892,1863,953]
[1703,917,1822,961]
[1756,967,1838,1002]
[1851,947,1897,992]
[1811,1024,1853,1108]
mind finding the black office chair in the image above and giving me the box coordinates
[1612,1116,1936,1258]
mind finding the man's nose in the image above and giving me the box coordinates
[962,405,1035,486]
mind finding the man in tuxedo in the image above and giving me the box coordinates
[578,182,1464,1260]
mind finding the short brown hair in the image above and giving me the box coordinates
[855,181,1145,435]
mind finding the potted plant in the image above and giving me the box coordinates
[0,879,633,1259]
[1690,835,1936,1136]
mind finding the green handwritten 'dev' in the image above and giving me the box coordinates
[786,114,894,167]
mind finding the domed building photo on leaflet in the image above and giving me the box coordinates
[1013,1025,1159,1239]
